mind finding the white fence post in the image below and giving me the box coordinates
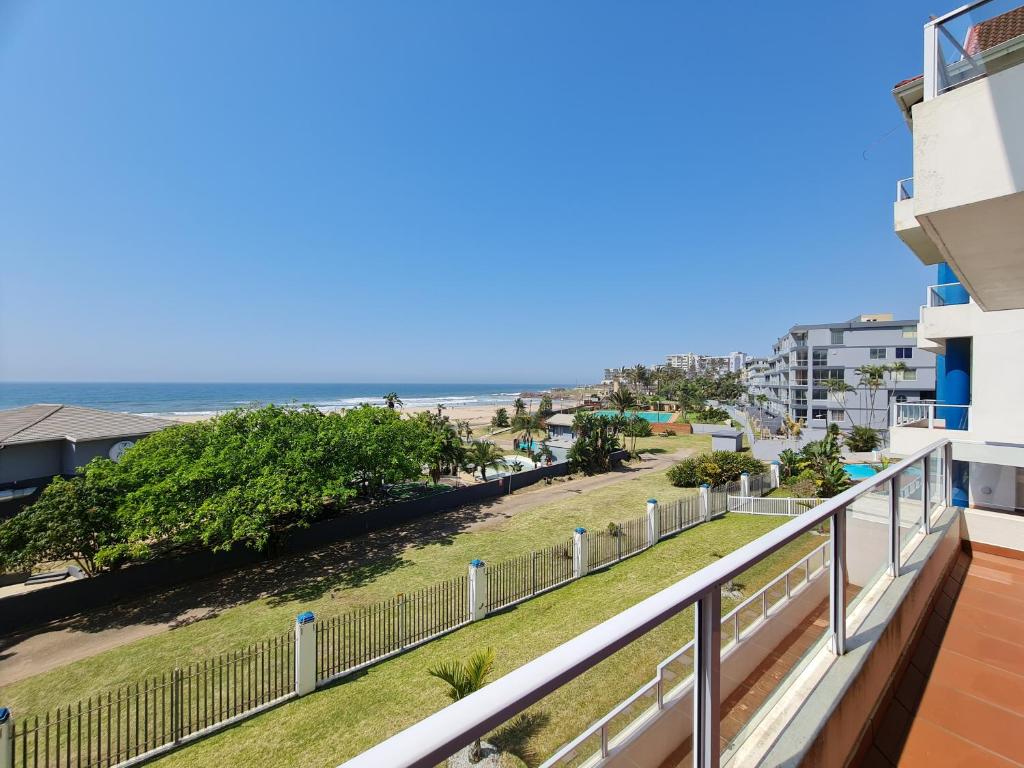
[740,472,750,498]
[699,484,711,522]
[646,499,658,546]
[0,708,11,768]
[468,559,488,621]
[294,611,317,696]
[770,461,781,489]
[573,528,589,579]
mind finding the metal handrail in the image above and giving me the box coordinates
[338,439,948,768]
[924,0,1021,99]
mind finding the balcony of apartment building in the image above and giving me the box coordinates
[893,0,1024,312]
[342,440,1024,768]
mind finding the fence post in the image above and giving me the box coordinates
[468,560,488,621]
[699,484,711,522]
[646,499,658,546]
[740,472,750,497]
[0,707,11,768]
[770,461,781,489]
[573,528,589,579]
[294,611,317,696]
[172,668,182,743]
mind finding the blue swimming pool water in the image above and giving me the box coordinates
[844,463,878,481]
[593,410,675,423]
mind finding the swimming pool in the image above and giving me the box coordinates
[844,463,879,481]
[593,410,675,423]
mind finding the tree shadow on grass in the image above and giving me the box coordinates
[490,711,552,767]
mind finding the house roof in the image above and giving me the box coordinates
[545,413,576,427]
[0,404,174,446]
[965,5,1024,55]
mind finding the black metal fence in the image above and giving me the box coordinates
[9,470,773,768]
[486,540,574,611]
[10,631,295,768]
[315,576,469,681]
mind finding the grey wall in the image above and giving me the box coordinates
[0,441,62,485]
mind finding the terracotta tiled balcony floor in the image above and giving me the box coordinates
[863,549,1024,767]
[658,592,841,767]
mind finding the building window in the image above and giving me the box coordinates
[813,367,844,383]
[812,350,827,366]
[895,394,908,403]
[870,348,887,359]
[902,326,917,338]
[812,388,827,401]
[829,410,845,422]
[895,369,918,382]
[812,408,827,421]
[830,329,844,345]
[896,347,913,359]
[794,408,807,419]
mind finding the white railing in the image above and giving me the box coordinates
[896,176,914,201]
[339,439,951,768]
[539,541,830,767]
[893,401,970,431]
[926,282,971,307]
[727,496,822,516]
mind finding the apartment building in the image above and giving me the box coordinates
[342,5,1024,768]
[665,351,747,374]
[890,0,1024,523]
[746,314,936,434]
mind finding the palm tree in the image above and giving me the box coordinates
[463,441,508,481]
[512,397,527,418]
[629,363,649,394]
[424,416,465,484]
[855,365,888,428]
[455,419,473,443]
[824,379,856,426]
[427,648,496,763]
[608,388,638,417]
[782,412,805,449]
[513,411,542,453]
[382,391,403,410]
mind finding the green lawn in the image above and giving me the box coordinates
[630,433,709,455]
[147,514,820,768]
[3,445,706,717]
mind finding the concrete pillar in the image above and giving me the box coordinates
[295,611,317,696]
[937,337,971,430]
[573,528,589,579]
[0,707,11,768]
[699,484,711,522]
[770,461,781,489]
[646,499,659,546]
[740,472,750,497]
[468,560,488,621]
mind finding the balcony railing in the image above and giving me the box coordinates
[926,281,971,307]
[339,439,952,768]
[893,401,970,430]
[896,176,914,201]
[924,0,1024,100]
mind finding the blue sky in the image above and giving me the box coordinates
[0,1,937,384]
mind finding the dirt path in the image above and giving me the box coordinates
[0,445,697,687]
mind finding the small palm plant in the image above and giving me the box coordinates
[427,648,497,763]
[382,391,404,410]
[607,388,637,416]
[464,441,508,481]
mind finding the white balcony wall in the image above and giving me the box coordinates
[911,63,1024,310]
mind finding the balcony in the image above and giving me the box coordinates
[893,401,970,431]
[893,0,1024,311]
[925,281,971,307]
[342,442,977,768]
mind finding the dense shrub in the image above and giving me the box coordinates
[844,425,881,452]
[691,406,729,424]
[666,451,766,488]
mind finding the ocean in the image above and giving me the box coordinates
[0,382,565,418]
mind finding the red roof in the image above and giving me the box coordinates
[965,5,1024,55]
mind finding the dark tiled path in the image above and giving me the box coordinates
[659,595,835,767]
[863,549,1024,767]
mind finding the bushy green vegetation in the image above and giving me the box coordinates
[689,406,729,424]
[844,425,881,452]
[777,431,851,498]
[0,405,480,575]
[666,451,766,488]
[491,407,510,428]
[567,412,622,473]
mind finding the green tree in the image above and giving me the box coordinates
[537,395,554,417]
[512,398,526,418]
[0,464,128,576]
[844,425,881,452]
[463,441,508,481]
[607,388,638,416]
[382,392,404,410]
[490,408,510,428]
[427,648,496,762]
[568,413,620,474]
[416,413,466,484]
[455,419,473,443]
[824,379,855,425]
[512,410,543,454]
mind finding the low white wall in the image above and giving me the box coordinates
[600,568,830,768]
[961,507,1024,553]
